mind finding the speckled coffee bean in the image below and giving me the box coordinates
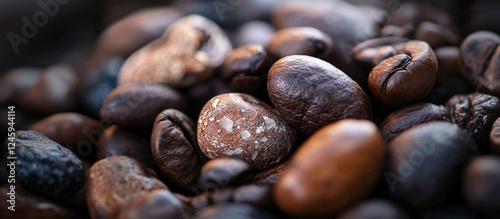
[252,161,289,184]
[87,156,167,219]
[100,84,188,130]
[267,55,373,134]
[194,204,279,219]
[491,117,500,153]
[198,158,254,191]
[116,189,188,219]
[2,131,86,201]
[118,15,232,87]
[197,93,296,170]
[266,27,332,61]
[151,109,206,191]
[338,199,409,219]
[275,120,385,218]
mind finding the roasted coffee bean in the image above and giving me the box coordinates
[380,103,449,142]
[0,185,71,219]
[338,199,409,219]
[118,15,232,87]
[368,40,438,107]
[266,27,332,61]
[460,31,500,96]
[415,21,460,48]
[233,184,275,210]
[197,93,296,170]
[385,122,477,210]
[194,203,279,219]
[198,158,254,191]
[445,93,500,148]
[352,37,409,68]
[2,131,86,201]
[267,55,373,134]
[29,113,101,160]
[463,156,500,219]
[100,84,188,130]
[151,109,206,191]
[0,67,42,105]
[252,161,289,184]
[490,117,500,153]
[87,156,167,219]
[233,21,275,48]
[116,189,188,219]
[275,120,384,218]
[379,24,415,39]
[221,44,269,96]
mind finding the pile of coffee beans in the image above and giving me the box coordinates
[2,0,500,218]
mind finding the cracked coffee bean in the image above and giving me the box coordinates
[266,27,332,61]
[198,158,254,191]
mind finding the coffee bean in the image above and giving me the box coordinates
[0,67,42,105]
[267,55,373,134]
[233,21,274,48]
[463,156,500,219]
[197,93,296,170]
[459,31,500,96]
[100,84,188,130]
[2,131,86,201]
[198,158,254,192]
[266,27,332,61]
[380,103,449,142]
[368,40,438,107]
[275,120,384,218]
[385,122,477,210]
[415,21,460,48]
[380,24,415,38]
[252,161,289,185]
[116,189,188,219]
[118,15,232,87]
[490,117,500,153]
[151,109,206,191]
[194,204,279,219]
[87,156,167,219]
[338,199,409,219]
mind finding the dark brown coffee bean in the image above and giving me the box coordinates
[459,31,500,96]
[275,120,384,218]
[151,109,206,191]
[352,37,409,68]
[463,156,500,219]
[87,156,167,219]
[233,21,274,48]
[266,27,332,61]
[490,117,500,153]
[267,55,373,134]
[0,68,42,105]
[2,131,86,201]
[379,24,415,39]
[194,203,279,219]
[445,93,500,148]
[29,113,101,160]
[380,103,449,142]
[415,21,460,48]
[338,199,409,219]
[385,122,477,210]
[197,93,296,170]
[368,40,438,107]
[233,184,275,210]
[118,15,232,87]
[252,161,289,185]
[116,189,188,219]
[198,158,254,192]
[100,84,188,130]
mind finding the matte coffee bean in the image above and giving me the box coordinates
[198,158,254,191]
[118,15,232,87]
[445,93,500,148]
[266,27,332,61]
[233,21,274,48]
[368,40,438,107]
[490,117,500,153]
[100,84,188,130]
[116,189,188,219]
[252,161,289,184]
[87,156,167,219]
[275,120,384,218]
[267,55,373,134]
[2,131,86,201]
[463,156,500,219]
[0,67,42,105]
[197,93,296,170]
[385,122,477,210]
[194,204,279,219]
[460,31,500,96]
[151,109,206,191]
[338,199,409,219]
[380,103,449,142]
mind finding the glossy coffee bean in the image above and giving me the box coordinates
[233,21,274,48]
[29,113,101,160]
[338,199,409,219]
[266,27,332,61]
[151,109,206,191]
[490,117,500,153]
[197,93,296,170]
[0,67,42,105]
[87,156,167,219]
[460,31,500,96]
[198,158,254,191]
[463,156,500,219]
[385,122,477,210]
[252,161,289,184]
[445,93,500,148]
[352,37,409,68]
[3,131,86,201]
[100,84,188,130]
[275,120,384,218]
[380,103,449,142]
[116,189,188,219]
[368,40,438,107]
[267,55,373,134]
[118,15,232,87]
[194,204,279,219]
